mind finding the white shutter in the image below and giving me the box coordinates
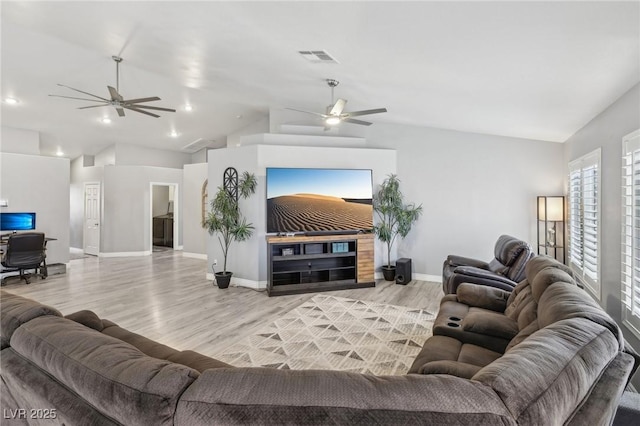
[622,130,640,338]
[568,149,601,297]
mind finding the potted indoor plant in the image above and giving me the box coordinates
[203,170,257,288]
[373,174,423,281]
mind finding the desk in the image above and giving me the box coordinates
[0,233,57,278]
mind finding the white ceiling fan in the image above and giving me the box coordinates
[49,56,176,118]
[287,79,387,127]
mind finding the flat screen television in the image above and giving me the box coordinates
[266,168,373,234]
[0,212,36,232]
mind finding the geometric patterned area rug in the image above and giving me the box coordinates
[216,294,435,375]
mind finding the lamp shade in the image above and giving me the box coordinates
[538,196,564,221]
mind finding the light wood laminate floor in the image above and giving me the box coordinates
[1,250,444,358]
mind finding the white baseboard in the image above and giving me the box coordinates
[70,247,84,254]
[205,273,267,290]
[374,272,441,283]
[183,252,207,260]
[99,251,151,258]
[176,245,184,250]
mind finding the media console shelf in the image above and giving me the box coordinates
[266,234,375,296]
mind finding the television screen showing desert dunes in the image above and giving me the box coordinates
[266,168,373,233]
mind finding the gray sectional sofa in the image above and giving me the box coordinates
[0,255,638,425]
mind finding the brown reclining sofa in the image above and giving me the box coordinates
[0,256,637,425]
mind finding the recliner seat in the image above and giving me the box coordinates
[442,234,534,294]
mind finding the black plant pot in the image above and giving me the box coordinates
[381,265,396,282]
[215,272,232,289]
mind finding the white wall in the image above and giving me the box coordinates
[207,144,396,286]
[0,152,70,264]
[115,143,191,169]
[366,124,565,276]
[226,117,269,147]
[183,163,208,257]
[563,83,640,383]
[102,165,183,254]
[0,127,40,155]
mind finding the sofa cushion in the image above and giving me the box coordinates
[456,283,510,312]
[0,290,61,341]
[473,318,620,424]
[65,310,105,331]
[537,284,623,348]
[176,368,513,425]
[530,267,574,302]
[524,255,573,285]
[167,350,233,373]
[505,320,540,352]
[409,335,502,377]
[10,315,199,426]
[102,320,179,360]
[462,311,519,340]
[504,283,534,320]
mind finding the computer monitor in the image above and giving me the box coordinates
[0,212,36,232]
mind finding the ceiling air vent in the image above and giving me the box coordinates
[298,50,339,64]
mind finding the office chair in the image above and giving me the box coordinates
[1,232,46,285]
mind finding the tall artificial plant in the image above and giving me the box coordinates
[373,174,423,268]
[203,171,257,274]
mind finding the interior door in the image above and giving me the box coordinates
[84,183,100,256]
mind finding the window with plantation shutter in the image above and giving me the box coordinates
[568,148,601,298]
[622,130,640,339]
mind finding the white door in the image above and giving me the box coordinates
[84,183,101,256]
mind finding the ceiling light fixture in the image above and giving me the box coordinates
[325,116,341,125]
[170,130,179,137]
[4,97,19,104]
[101,117,112,124]
[184,104,193,112]
[55,149,64,157]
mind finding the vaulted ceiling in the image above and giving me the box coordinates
[2,1,638,159]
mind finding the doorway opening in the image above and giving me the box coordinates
[150,183,179,252]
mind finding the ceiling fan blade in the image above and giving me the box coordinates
[107,86,123,101]
[116,107,125,117]
[122,96,161,104]
[343,108,387,118]
[76,104,110,110]
[285,107,328,118]
[127,104,176,112]
[56,84,110,102]
[123,105,160,118]
[342,118,373,126]
[49,94,107,103]
[329,98,347,116]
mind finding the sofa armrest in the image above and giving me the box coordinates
[452,266,518,291]
[462,311,519,340]
[447,255,489,270]
[456,283,510,312]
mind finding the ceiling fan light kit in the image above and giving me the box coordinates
[49,55,176,118]
[287,78,387,127]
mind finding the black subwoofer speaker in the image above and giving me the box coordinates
[395,258,412,285]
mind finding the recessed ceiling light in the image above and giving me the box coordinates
[170,131,179,137]
[101,117,112,124]
[184,104,193,112]
[55,149,64,157]
[4,97,19,104]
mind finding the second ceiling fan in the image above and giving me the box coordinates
[287,79,387,127]
[49,56,176,118]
